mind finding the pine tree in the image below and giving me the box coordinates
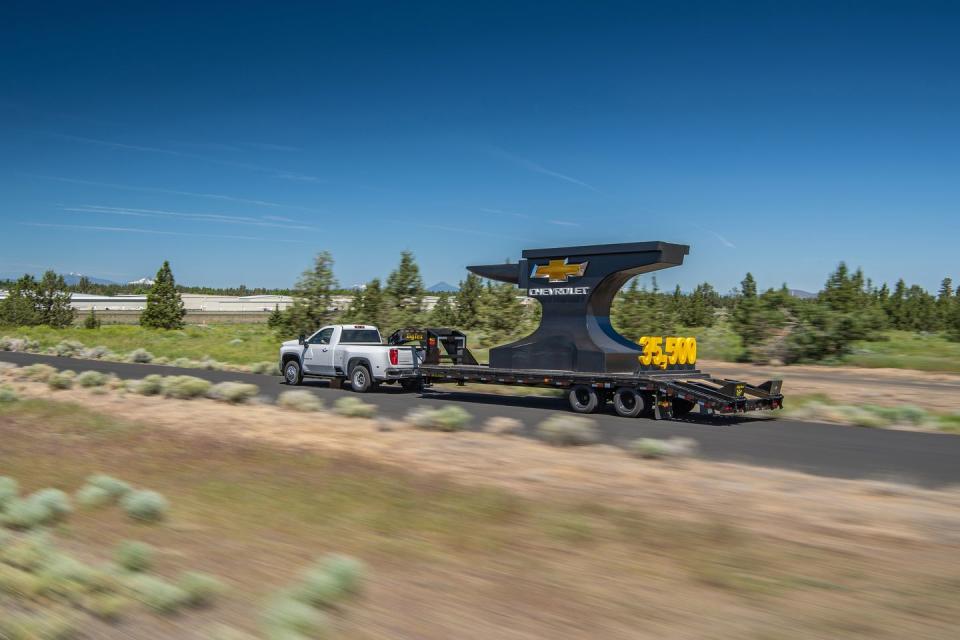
[455,273,483,329]
[83,308,101,329]
[35,271,76,328]
[267,304,285,330]
[76,275,92,293]
[139,261,186,329]
[284,252,338,335]
[481,282,525,345]
[950,290,960,342]
[937,277,954,331]
[0,274,41,326]
[886,279,907,329]
[359,278,386,329]
[429,292,458,326]
[384,251,424,330]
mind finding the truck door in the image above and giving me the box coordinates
[303,327,336,375]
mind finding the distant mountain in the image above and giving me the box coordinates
[788,289,817,299]
[428,281,458,293]
[62,272,119,286]
[128,277,155,286]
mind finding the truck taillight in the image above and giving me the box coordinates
[389,348,399,366]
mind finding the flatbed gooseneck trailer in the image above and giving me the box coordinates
[388,241,784,420]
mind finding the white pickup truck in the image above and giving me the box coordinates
[279,324,420,392]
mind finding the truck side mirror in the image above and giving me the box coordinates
[298,334,305,345]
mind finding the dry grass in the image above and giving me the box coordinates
[1,386,959,639]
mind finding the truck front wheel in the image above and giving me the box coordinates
[350,365,373,393]
[283,360,303,385]
[568,385,599,413]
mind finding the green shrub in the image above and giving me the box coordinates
[76,485,112,509]
[0,476,19,508]
[292,568,344,608]
[20,363,57,381]
[115,540,154,572]
[162,375,213,399]
[127,348,154,364]
[482,416,523,435]
[53,340,85,357]
[250,361,279,375]
[207,381,259,404]
[333,396,376,418]
[0,385,18,403]
[405,405,471,431]
[0,610,78,640]
[0,562,39,597]
[177,571,225,607]
[29,489,72,523]
[132,374,165,395]
[1,499,52,529]
[536,415,599,446]
[629,437,699,459]
[47,371,76,390]
[76,370,109,388]
[83,345,112,359]
[261,596,329,638]
[121,490,169,523]
[0,532,55,570]
[124,573,189,614]
[277,390,324,412]
[85,592,129,621]
[84,474,132,500]
[895,404,929,425]
[316,554,365,595]
[36,553,100,592]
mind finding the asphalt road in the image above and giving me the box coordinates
[3,351,960,488]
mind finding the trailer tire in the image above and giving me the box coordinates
[613,387,645,417]
[350,365,373,393]
[400,379,420,393]
[283,359,303,386]
[672,399,696,418]
[568,385,599,414]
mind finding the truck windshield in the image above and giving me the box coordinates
[340,329,382,344]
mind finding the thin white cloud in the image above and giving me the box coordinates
[488,147,604,195]
[692,223,737,249]
[22,175,324,213]
[548,220,580,227]
[275,172,325,183]
[21,222,309,244]
[419,224,511,239]
[62,205,316,231]
[262,215,295,222]
[479,207,531,219]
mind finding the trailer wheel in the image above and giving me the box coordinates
[568,385,599,413]
[613,387,645,417]
[350,365,373,393]
[672,399,696,418]
[400,379,420,392]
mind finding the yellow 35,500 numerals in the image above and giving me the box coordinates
[638,336,697,369]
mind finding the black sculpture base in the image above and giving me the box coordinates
[468,241,691,374]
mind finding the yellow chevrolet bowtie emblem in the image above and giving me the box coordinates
[532,258,588,283]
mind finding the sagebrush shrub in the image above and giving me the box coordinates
[86,474,132,499]
[121,490,168,523]
[536,415,599,446]
[277,390,324,412]
[76,370,109,388]
[162,375,213,399]
[333,396,376,418]
[207,382,259,404]
[19,363,57,381]
[405,405,471,431]
[83,345,113,360]
[483,416,523,435]
[115,540,154,572]
[0,476,20,508]
[76,485,112,509]
[629,437,699,459]
[317,554,365,595]
[127,348,154,364]
[0,385,18,403]
[261,596,329,638]
[0,532,54,570]
[1,499,52,529]
[125,573,189,614]
[249,361,279,375]
[53,340,85,357]
[177,571,225,607]
[133,374,164,396]
[47,371,76,390]
[292,568,344,607]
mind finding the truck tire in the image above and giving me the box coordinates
[400,379,420,392]
[350,364,373,393]
[568,385,599,413]
[613,387,645,417]
[283,360,303,386]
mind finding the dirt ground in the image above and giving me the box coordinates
[3,382,960,639]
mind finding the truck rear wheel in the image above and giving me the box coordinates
[613,387,645,417]
[672,399,696,418]
[350,364,373,393]
[283,360,302,386]
[568,385,599,413]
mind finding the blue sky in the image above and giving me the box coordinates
[1,0,957,292]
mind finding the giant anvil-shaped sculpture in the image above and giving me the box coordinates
[468,241,690,374]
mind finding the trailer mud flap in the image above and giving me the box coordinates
[652,394,673,420]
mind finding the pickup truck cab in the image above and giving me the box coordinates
[279,324,419,392]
